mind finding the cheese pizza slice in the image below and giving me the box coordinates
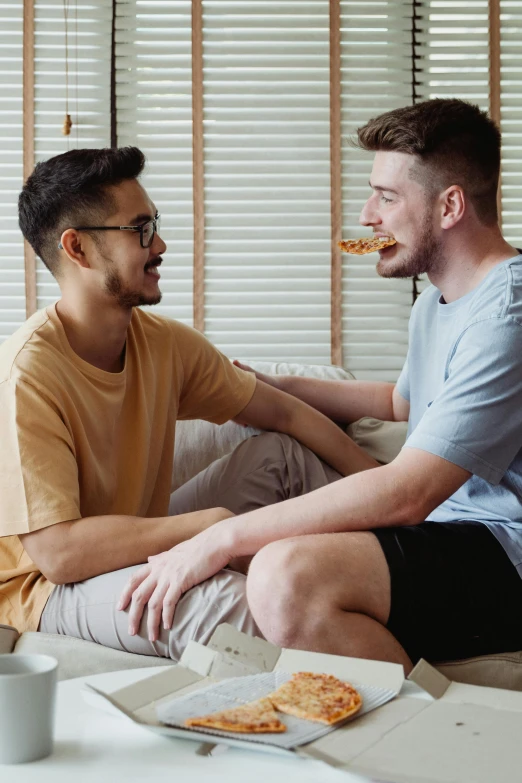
[338,236,396,254]
[268,671,362,725]
[184,697,287,734]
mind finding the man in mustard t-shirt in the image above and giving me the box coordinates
[0,146,375,659]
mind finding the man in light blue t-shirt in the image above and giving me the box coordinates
[117,99,522,673]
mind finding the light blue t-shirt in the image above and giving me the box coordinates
[396,253,522,577]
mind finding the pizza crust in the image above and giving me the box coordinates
[338,236,396,254]
[184,697,287,734]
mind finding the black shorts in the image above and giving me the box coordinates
[373,520,522,664]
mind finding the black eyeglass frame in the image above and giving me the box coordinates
[58,213,161,250]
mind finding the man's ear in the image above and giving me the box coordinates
[440,185,466,230]
[58,229,91,270]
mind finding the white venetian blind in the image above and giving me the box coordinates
[500,1,522,247]
[0,1,25,342]
[415,1,489,109]
[33,0,112,309]
[115,0,194,325]
[340,1,414,380]
[202,1,331,363]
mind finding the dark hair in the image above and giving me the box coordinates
[18,146,146,277]
[356,99,501,225]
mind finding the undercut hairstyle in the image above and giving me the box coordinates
[18,146,146,277]
[356,99,501,225]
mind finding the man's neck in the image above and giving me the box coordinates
[428,226,519,304]
[55,296,133,373]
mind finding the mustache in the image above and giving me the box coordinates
[145,256,163,270]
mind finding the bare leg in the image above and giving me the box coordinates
[246,531,413,672]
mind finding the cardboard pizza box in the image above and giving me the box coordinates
[83,624,522,783]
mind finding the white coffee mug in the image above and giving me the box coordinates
[0,654,58,764]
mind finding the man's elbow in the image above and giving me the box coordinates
[380,481,430,527]
[35,550,75,585]
[20,527,77,585]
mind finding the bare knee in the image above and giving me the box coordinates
[246,538,320,648]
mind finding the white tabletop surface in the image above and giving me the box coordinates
[2,665,395,783]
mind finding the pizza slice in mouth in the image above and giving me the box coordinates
[338,236,396,254]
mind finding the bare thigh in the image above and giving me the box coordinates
[247,530,391,628]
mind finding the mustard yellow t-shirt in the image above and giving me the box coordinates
[0,304,256,632]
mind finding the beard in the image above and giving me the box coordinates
[103,264,162,309]
[376,215,446,280]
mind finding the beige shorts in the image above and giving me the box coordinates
[39,432,341,660]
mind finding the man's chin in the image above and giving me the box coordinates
[138,291,162,307]
[376,257,411,279]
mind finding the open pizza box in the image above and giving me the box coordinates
[83,624,522,783]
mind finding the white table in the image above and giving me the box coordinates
[3,666,377,783]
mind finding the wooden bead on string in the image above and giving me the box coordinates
[62,114,73,136]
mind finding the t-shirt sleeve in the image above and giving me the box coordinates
[174,323,256,424]
[395,353,410,402]
[404,317,522,485]
[0,378,81,536]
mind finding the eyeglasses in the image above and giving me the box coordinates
[58,213,161,250]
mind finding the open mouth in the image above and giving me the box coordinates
[144,258,162,278]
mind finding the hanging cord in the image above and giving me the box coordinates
[62,0,73,137]
[74,0,79,144]
[410,0,420,305]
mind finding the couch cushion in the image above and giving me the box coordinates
[437,652,522,691]
[14,632,176,681]
[11,629,522,692]
[347,417,407,465]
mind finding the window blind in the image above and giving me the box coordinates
[500,1,522,246]
[33,0,112,310]
[115,0,194,325]
[340,0,414,381]
[0,1,25,342]
[415,1,490,108]
[8,0,521,376]
[201,1,332,363]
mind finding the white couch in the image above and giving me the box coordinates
[2,361,522,689]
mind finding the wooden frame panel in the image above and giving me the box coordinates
[329,0,342,366]
[489,0,502,225]
[23,0,37,317]
[192,0,205,332]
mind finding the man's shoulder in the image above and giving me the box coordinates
[0,308,57,385]
[132,308,212,353]
[468,254,522,326]
[133,308,197,337]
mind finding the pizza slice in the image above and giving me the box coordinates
[268,671,362,725]
[184,697,287,734]
[338,236,396,254]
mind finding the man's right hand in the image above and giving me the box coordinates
[233,360,282,391]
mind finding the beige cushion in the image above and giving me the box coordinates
[437,652,522,691]
[13,631,176,681]
[5,626,522,691]
[347,416,407,465]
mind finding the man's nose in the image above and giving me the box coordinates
[359,195,380,227]
[152,230,167,255]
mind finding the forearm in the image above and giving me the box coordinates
[284,399,380,476]
[271,375,396,423]
[22,507,232,584]
[221,464,419,558]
